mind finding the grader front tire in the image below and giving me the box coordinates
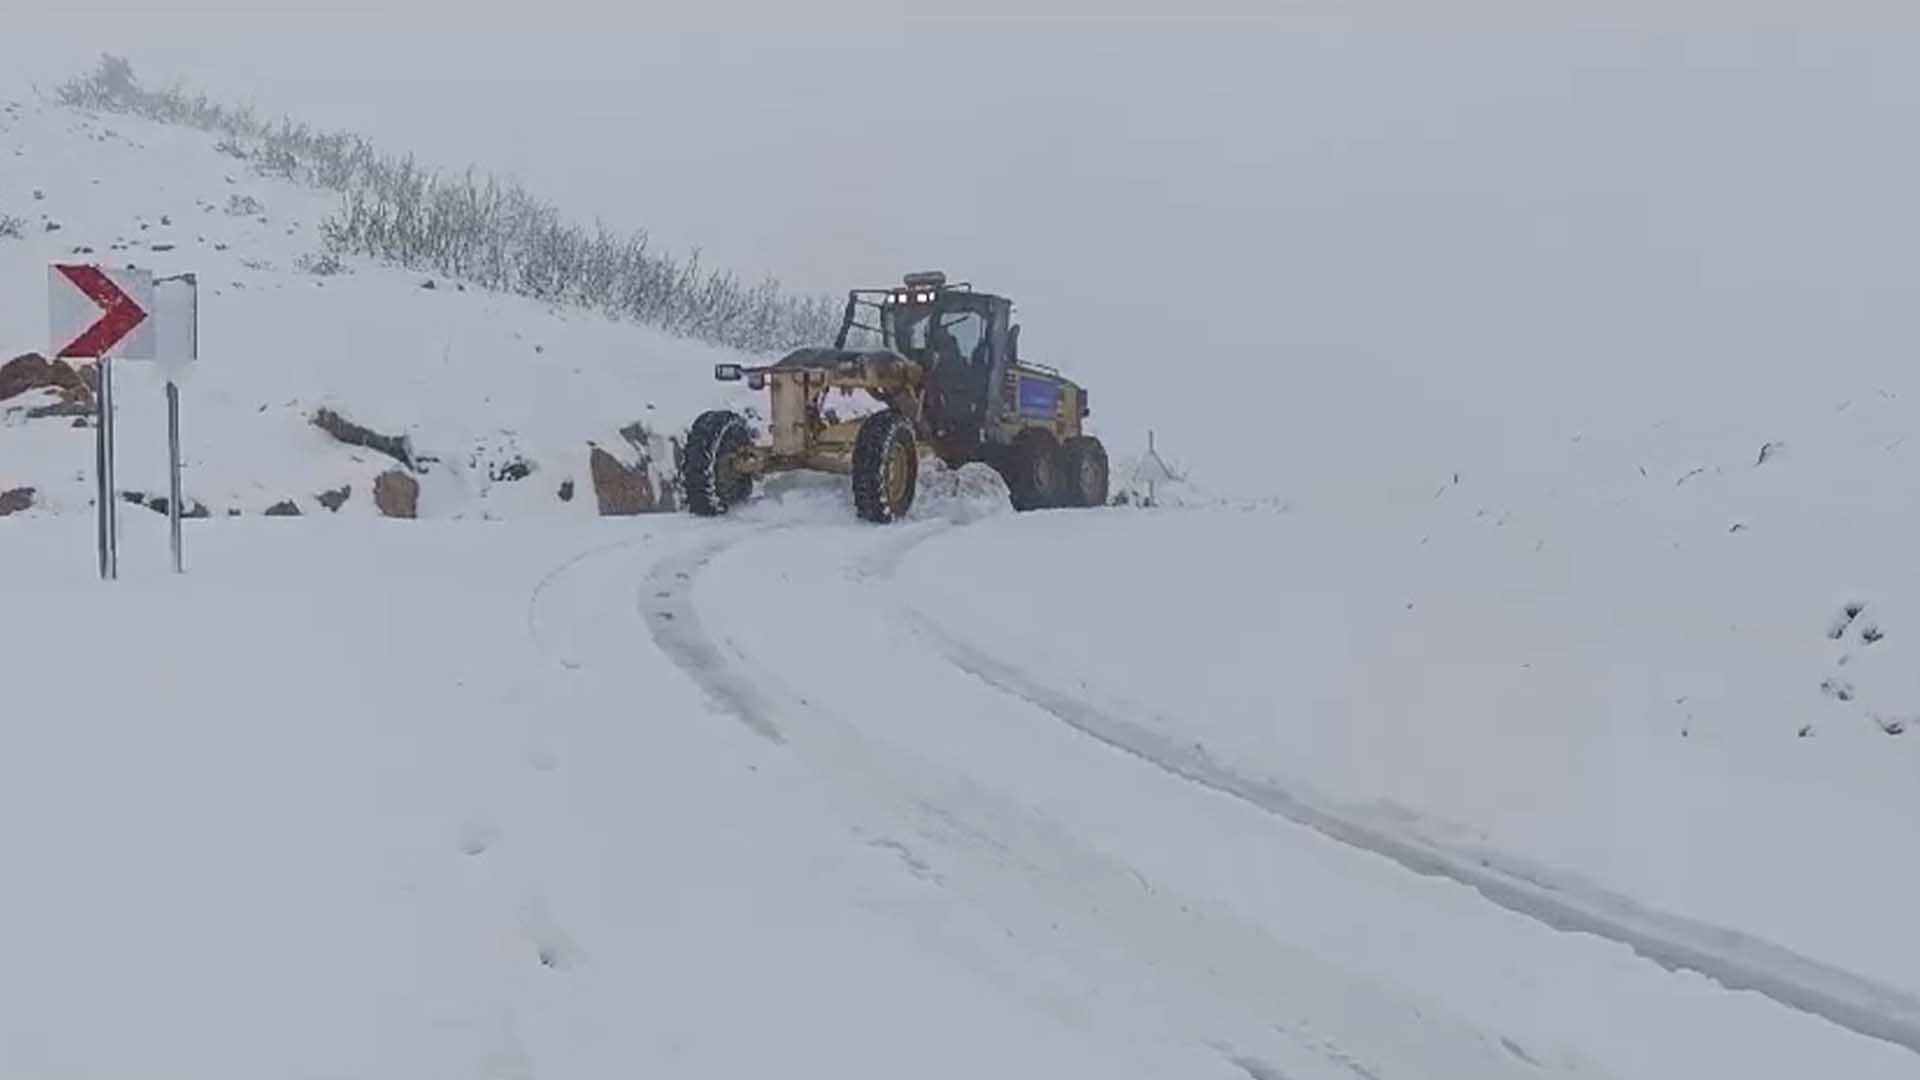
[851,410,919,524]
[685,409,753,517]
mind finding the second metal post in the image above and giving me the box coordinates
[167,380,182,573]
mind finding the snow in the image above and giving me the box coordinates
[0,514,1228,1079]
[900,497,1920,1002]
[0,102,756,518]
[6,62,1920,1080]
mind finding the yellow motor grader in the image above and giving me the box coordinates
[686,271,1108,522]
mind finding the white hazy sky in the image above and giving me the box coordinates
[7,9,1920,498]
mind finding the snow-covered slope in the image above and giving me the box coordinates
[1,98,757,517]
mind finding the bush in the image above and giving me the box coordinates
[56,55,840,355]
[0,214,23,240]
[293,250,347,276]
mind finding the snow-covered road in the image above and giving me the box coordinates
[7,497,1920,1077]
[632,503,1920,1078]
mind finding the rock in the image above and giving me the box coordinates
[373,469,419,518]
[26,399,93,419]
[310,407,414,470]
[557,479,575,503]
[316,484,351,512]
[490,457,534,483]
[264,499,301,517]
[119,490,210,518]
[588,446,658,516]
[0,487,34,516]
[156,497,211,519]
[0,353,89,403]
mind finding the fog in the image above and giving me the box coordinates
[7,14,1920,500]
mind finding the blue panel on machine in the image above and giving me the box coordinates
[1017,377,1060,418]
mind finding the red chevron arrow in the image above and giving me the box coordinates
[55,265,149,358]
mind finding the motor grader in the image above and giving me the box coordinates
[685,271,1108,523]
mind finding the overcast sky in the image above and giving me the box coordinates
[7,10,1920,498]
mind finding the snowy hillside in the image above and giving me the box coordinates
[0,94,762,519]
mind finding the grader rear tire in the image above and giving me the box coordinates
[684,409,753,517]
[1060,435,1110,508]
[1003,429,1063,511]
[852,410,918,523]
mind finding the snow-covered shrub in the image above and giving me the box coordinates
[0,214,23,240]
[224,193,265,217]
[54,54,841,356]
[293,250,347,276]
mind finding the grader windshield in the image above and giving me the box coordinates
[835,277,1003,378]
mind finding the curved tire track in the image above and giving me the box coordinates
[641,523,1559,1080]
[641,530,785,742]
[881,524,1920,1059]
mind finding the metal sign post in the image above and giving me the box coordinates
[94,357,111,579]
[154,273,198,575]
[102,357,117,578]
[166,381,182,573]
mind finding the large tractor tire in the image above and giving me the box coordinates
[852,410,919,523]
[684,409,753,517]
[1003,429,1064,512]
[1060,435,1110,508]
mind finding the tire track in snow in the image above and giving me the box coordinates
[878,524,1920,1059]
[638,529,784,741]
[525,536,656,671]
[641,523,1559,1080]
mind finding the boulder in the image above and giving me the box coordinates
[0,487,34,517]
[310,407,414,470]
[315,485,351,513]
[264,499,302,517]
[0,353,88,403]
[557,479,575,503]
[588,446,658,516]
[373,469,419,518]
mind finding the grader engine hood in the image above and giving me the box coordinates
[771,347,923,383]
[716,348,924,390]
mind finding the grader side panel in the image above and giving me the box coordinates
[769,372,810,457]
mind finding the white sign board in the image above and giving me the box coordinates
[153,274,199,381]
